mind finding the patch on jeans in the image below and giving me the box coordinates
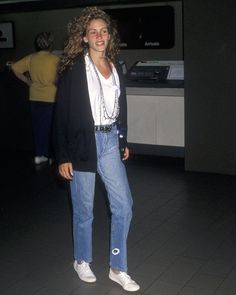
[112,248,120,255]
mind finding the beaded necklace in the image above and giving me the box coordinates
[88,55,120,122]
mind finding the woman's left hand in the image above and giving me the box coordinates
[122,147,130,161]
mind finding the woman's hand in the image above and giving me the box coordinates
[11,68,32,87]
[122,147,130,161]
[58,162,74,180]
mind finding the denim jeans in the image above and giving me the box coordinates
[70,126,133,272]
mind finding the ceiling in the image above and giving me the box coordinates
[0,0,40,3]
[0,0,180,13]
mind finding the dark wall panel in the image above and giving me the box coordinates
[0,70,33,152]
[184,0,236,174]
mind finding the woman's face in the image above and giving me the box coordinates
[83,18,110,55]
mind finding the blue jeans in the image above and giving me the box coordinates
[70,126,133,272]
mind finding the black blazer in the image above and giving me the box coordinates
[53,53,128,172]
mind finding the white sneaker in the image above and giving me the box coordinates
[73,260,96,283]
[34,156,48,165]
[109,269,140,292]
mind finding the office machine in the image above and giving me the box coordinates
[126,60,184,87]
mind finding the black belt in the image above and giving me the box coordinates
[95,123,116,132]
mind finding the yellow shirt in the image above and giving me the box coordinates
[12,51,60,103]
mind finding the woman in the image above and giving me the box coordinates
[11,32,60,164]
[53,7,140,292]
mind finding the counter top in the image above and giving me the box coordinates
[126,87,184,97]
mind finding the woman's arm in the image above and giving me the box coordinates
[11,54,32,86]
[11,68,32,87]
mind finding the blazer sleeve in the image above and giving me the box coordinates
[53,69,71,164]
[116,62,128,136]
[115,61,129,149]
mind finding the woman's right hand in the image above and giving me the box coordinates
[58,162,74,180]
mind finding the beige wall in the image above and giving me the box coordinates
[0,1,182,70]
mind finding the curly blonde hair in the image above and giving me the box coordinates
[59,6,120,73]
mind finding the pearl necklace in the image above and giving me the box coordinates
[88,55,120,122]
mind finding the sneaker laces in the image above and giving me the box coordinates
[80,261,90,270]
[78,261,94,275]
[119,272,135,285]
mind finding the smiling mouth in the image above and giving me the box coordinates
[96,41,105,46]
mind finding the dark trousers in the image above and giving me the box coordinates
[30,101,54,157]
